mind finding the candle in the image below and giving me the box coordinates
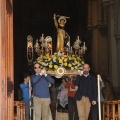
[42,33,44,38]
[83,42,85,47]
[71,46,72,51]
[41,34,44,41]
[77,36,79,40]
[97,74,101,120]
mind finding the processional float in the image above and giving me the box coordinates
[27,34,87,119]
[34,34,87,78]
[27,14,105,120]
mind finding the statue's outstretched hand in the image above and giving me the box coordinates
[54,14,56,19]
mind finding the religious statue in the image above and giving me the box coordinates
[53,14,70,53]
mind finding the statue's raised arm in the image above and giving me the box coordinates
[53,14,58,30]
[53,13,67,53]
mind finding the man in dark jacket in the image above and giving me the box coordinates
[74,64,98,120]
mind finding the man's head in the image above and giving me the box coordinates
[34,63,41,74]
[23,74,30,83]
[83,64,90,75]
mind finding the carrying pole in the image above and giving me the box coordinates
[29,79,32,120]
[97,74,101,120]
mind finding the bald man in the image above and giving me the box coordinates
[74,64,98,120]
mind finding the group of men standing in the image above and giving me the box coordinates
[20,63,98,120]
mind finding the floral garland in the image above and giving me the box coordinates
[36,53,85,71]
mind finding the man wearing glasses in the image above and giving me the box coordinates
[31,63,54,120]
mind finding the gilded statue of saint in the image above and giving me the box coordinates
[53,14,69,53]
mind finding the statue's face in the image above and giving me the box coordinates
[60,19,65,25]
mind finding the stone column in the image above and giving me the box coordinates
[114,0,120,97]
[97,0,102,24]
[88,0,109,76]
[103,0,120,98]
[116,38,120,82]
[88,0,92,27]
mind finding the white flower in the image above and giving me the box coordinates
[78,62,81,66]
[53,59,56,62]
[60,63,63,66]
[71,67,74,70]
[46,63,49,66]
[72,63,75,65]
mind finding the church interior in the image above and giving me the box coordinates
[14,0,88,100]
[0,0,120,119]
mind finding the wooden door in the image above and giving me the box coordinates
[0,0,14,120]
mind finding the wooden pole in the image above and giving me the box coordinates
[29,79,32,120]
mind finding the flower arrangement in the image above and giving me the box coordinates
[36,52,85,71]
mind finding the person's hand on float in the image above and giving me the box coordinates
[99,75,102,81]
[78,70,83,76]
[41,69,47,76]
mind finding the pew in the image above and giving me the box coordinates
[102,100,120,120]
[14,101,25,120]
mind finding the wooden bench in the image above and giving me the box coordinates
[14,101,25,120]
[102,100,120,120]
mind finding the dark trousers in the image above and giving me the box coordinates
[68,96,79,120]
[50,103,56,120]
[25,102,30,120]
[89,103,98,120]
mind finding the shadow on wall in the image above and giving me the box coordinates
[7,76,14,97]
[101,75,116,100]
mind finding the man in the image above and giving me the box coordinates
[65,75,79,120]
[31,63,54,120]
[74,64,98,120]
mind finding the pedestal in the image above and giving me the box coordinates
[47,70,78,76]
